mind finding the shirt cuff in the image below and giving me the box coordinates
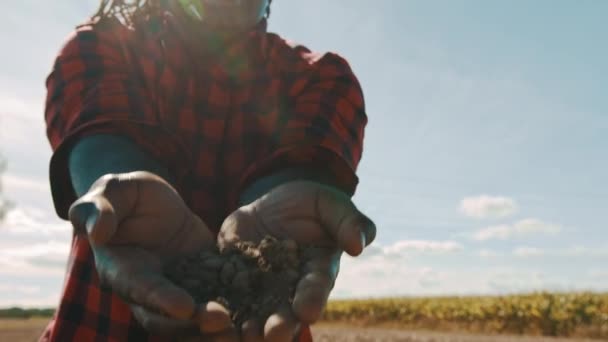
[49,119,188,220]
[229,144,359,210]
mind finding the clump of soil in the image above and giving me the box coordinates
[165,236,309,327]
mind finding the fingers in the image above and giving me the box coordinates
[241,307,301,342]
[206,329,240,342]
[125,270,195,320]
[131,303,198,336]
[217,207,263,251]
[100,247,234,338]
[94,246,196,320]
[68,173,139,245]
[241,319,264,342]
[264,303,300,342]
[316,185,377,256]
[292,250,340,323]
[69,197,117,246]
[198,302,238,342]
[197,301,234,334]
[125,269,196,320]
[131,302,236,340]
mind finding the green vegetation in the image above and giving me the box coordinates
[0,308,55,319]
[322,292,608,339]
[2,292,608,338]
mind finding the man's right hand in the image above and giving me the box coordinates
[68,171,237,340]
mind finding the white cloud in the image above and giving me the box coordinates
[0,240,70,276]
[0,92,39,119]
[333,257,608,298]
[588,270,608,279]
[473,224,511,240]
[487,270,546,293]
[0,284,41,295]
[4,173,49,193]
[504,246,608,260]
[473,218,560,241]
[1,206,70,235]
[330,242,464,295]
[515,219,561,235]
[383,240,463,256]
[1,240,70,259]
[511,246,608,259]
[354,239,463,261]
[478,249,501,258]
[460,195,517,219]
[0,207,70,276]
[562,246,608,257]
[0,92,45,145]
[329,239,464,297]
[479,246,607,259]
[0,292,61,308]
[332,259,451,298]
[513,247,545,258]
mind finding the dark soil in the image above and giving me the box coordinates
[165,236,309,327]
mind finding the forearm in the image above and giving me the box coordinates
[68,134,174,196]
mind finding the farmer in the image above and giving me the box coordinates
[42,0,376,341]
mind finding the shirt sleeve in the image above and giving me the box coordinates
[234,51,368,202]
[45,23,185,219]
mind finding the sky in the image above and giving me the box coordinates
[0,0,607,307]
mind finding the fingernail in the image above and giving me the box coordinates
[84,205,100,236]
[359,214,376,247]
[359,229,366,249]
[71,201,99,235]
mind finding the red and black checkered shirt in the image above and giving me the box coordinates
[42,12,367,342]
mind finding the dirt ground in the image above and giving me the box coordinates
[0,319,603,342]
[0,318,49,342]
[311,324,605,342]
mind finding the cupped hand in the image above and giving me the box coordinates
[69,171,236,340]
[218,180,376,341]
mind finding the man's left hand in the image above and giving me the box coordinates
[218,180,376,342]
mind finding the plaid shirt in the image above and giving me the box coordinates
[42,12,367,342]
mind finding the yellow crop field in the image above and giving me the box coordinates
[2,292,607,340]
[321,292,608,339]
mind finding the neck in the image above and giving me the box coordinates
[200,18,268,45]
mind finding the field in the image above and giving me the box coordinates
[0,317,49,342]
[311,324,603,341]
[2,292,607,341]
[320,292,608,340]
[0,319,603,342]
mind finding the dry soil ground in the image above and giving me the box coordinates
[311,324,604,342]
[0,319,603,342]
[0,318,49,342]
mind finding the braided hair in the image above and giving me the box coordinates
[91,0,273,27]
[90,0,156,27]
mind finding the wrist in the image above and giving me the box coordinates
[238,165,348,206]
[50,133,175,220]
[68,134,174,196]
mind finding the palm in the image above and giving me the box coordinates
[78,172,214,258]
[218,180,376,341]
[69,172,230,337]
[219,181,359,249]
[220,204,332,248]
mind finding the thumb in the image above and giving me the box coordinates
[316,185,376,256]
[69,196,118,246]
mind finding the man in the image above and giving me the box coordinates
[42,0,375,341]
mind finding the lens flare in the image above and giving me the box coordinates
[178,0,204,20]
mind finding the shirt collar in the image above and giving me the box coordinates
[161,12,269,82]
